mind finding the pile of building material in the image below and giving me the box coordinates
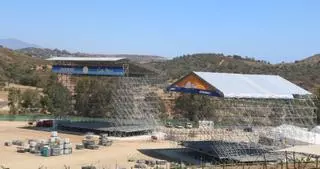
[63,138,73,154]
[76,144,85,150]
[81,166,96,169]
[12,140,24,146]
[82,133,99,150]
[29,140,39,153]
[10,131,73,157]
[134,159,166,169]
[99,134,113,146]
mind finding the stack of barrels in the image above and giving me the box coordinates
[63,138,72,154]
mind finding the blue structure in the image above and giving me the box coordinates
[167,86,223,97]
[52,65,125,76]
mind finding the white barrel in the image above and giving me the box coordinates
[30,141,37,147]
[64,148,72,154]
[30,147,36,152]
[85,135,93,140]
[64,143,72,149]
[64,138,70,144]
[49,137,56,143]
[39,139,46,144]
[23,143,30,149]
[51,131,58,137]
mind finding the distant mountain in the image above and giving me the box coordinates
[298,54,320,64]
[16,47,71,58]
[17,47,167,63]
[74,52,167,63]
[0,38,40,50]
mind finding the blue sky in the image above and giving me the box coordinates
[0,0,319,63]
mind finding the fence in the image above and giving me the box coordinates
[0,114,110,122]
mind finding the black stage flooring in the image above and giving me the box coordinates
[57,121,154,137]
[181,141,279,162]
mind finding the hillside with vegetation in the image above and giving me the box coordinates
[1,46,319,119]
[0,47,50,87]
[298,54,320,64]
[150,53,320,92]
[149,53,320,123]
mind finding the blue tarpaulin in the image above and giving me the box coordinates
[167,86,223,97]
[52,65,124,76]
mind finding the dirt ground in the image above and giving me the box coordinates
[0,91,8,101]
[0,121,174,169]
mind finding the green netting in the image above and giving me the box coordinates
[0,114,108,122]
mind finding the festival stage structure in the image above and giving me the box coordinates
[47,57,165,136]
[166,71,317,163]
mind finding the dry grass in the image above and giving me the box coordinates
[4,83,42,91]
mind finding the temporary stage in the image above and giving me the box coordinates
[57,121,154,137]
[181,141,279,162]
[46,57,163,137]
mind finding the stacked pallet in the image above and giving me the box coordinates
[29,140,38,153]
[99,134,113,146]
[63,138,72,154]
[82,133,99,150]
[48,131,64,156]
[75,144,85,150]
[11,131,73,157]
[12,140,24,146]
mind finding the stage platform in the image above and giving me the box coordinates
[57,121,154,137]
[181,141,279,162]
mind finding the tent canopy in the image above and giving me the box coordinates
[167,72,311,99]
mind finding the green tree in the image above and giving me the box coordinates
[40,95,53,114]
[74,78,90,116]
[8,88,22,114]
[43,75,72,117]
[21,89,41,113]
[19,74,41,87]
[75,78,114,117]
[174,94,216,122]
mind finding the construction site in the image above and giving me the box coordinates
[1,57,319,169]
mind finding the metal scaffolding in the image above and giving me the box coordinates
[164,94,317,164]
[110,77,166,129]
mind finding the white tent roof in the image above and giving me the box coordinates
[46,57,126,62]
[193,72,311,99]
